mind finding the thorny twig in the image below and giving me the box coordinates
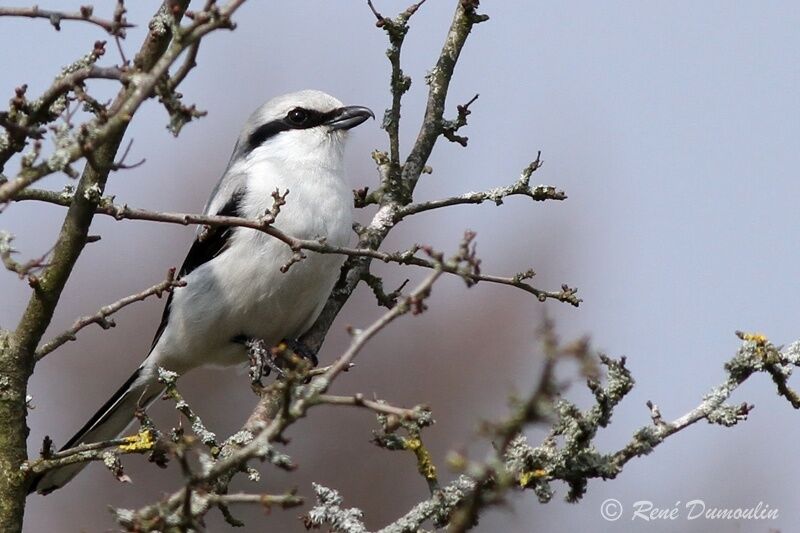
[112,264,449,529]
[0,0,246,202]
[305,333,800,533]
[441,93,479,147]
[12,188,579,305]
[0,231,54,282]
[361,271,409,309]
[0,5,133,35]
[25,431,157,478]
[34,269,185,360]
[0,2,251,530]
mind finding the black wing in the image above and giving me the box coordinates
[149,188,246,351]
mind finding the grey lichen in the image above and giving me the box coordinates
[377,476,476,533]
[58,184,75,200]
[156,367,179,385]
[307,483,368,533]
[83,183,103,202]
[147,4,173,37]
[782,341,800,365]
[0,131,10,153]
[101,451,118,470]
[706,402,748,427]
[191,418,217,447]
[111,507,135,526]
[223,429,255,449]
[46,122,73,172]
[246,467,260,482]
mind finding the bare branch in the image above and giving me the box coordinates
[34,269,185,360]
[0,5,133,35]
[109,138,146,171]
[158,368,219,452]
[0,231,53,281]
[25,431,155,476]
[399,1,489,198]
[0,0,246,202]
[0,61,126,172]
[205,492,303,509]
[396,156,564,218]
[307,333,800,533]
[167,41,200,92]
[368,0,427,177]
[441,93,479,147]
[398,183,565,216]
[361,271,408,309]
[118,266,448,528]
[300,0,491,357]
[315,394,426,422]
[11,189,579,305]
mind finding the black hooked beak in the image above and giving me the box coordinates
[325,106,375,131]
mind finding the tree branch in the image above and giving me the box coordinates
[299,0,490,358]
[395,154,565,218]
[399,1,488,199]
[0,0,245,203]
[367,0,426,181]
[0,5,133,35]
[11,189,579,305]
[0,2,244,529]
[305,333,800,532]
[34,269,185,360]
[315,394,427,422]
[113,266,447,529]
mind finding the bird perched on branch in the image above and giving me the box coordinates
[30,90,374,494]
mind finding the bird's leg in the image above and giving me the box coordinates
[238,337,317,387]
[279,338,319,368]
[242,337,284,385]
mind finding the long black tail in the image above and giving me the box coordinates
[28,366,161,495]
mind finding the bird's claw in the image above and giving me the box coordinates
[244,338,284,386]
[280,338,319,368]
[244,337,317,386]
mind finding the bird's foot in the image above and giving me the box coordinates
[279,338,319,368]
[243,337,317,386]
[244,338,284,386]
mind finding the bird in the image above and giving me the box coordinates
[30,90,374,494]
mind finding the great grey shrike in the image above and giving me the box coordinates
[31,90,374,494]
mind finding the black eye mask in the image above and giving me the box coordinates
[246,107,340,151]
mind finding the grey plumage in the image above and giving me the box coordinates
[30,90,373,494]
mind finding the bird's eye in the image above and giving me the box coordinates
[287,108,308,125]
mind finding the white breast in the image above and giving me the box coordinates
[151,155,352,371]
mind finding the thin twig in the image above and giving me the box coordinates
[396,158,565,218]
[0,6,133,35]
[205,492,303,508]
[326,269,441,384]
[315,394,424,421]
[0,0,245,202]
[299,0,490,357]
[12,189,580,305]
[120,269,448,527]
[168,41,200,91]
[34,269,185,360]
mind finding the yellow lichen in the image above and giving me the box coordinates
[119,430,155,452]
[519,469,547,487]
[405,437,438,481]
[740,332,768,345]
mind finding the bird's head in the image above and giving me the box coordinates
[234,90,374,168]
